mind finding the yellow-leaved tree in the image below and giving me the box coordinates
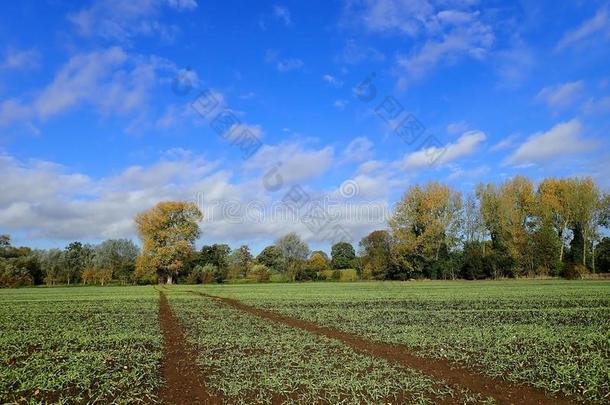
[134,201,203,284]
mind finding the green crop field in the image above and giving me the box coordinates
[165,289,488,404]
[184,280,610,404]
[1,280,609,404]
[0,287,163,404]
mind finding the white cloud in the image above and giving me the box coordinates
[505,119,596,165]
[344,1,493,84]
[446,121,468,135]
[342,137,373,162]
[401,130,486,169]
[346,0,433,36]
[0,100,30,125]
[536,80,584,110]
[323,74,344,87]
[166,0,198,11]
[396,14,493,85]
[337,39,385,64]
[224,123,264,143]
[0,154,91,208]
[556,6,610,51]
[155,105,183,129]
[0,47,175,126]
[0,148,393,246]
[68,0,197,43]
[265,49,304,72]
[582,96,610,115]
[1,48,40,70]
[490,133,518,152]
[0,150,234,241]
[245,142,334,185]
[357,159,384,174]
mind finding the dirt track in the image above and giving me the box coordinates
[192,291,578,405]
[157,291,220,405]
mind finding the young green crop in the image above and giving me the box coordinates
[186,280,610,404]
[0,286,163,404]
[165,289,490,404]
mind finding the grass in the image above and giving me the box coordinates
[164,288,488,404]
[186,280,610,404]
[0,286,163,404]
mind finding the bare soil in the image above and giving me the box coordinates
[194,291,578,405]
[157,291,220,404]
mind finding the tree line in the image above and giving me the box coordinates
[1,176,610,287]
[0,237,138,287]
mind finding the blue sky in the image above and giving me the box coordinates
[1,0,609,253]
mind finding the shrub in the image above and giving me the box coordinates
[203,263,225,283]
[247,264,270,282]
[80,267,113,285]
[563,263,588,280]
[0,261,33,288]
[188,264,219,284]
[331,269,341,280]
[340,269,359,281]
[186,265,204,284]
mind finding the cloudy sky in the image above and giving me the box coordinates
[1,0,609,253]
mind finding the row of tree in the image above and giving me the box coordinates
[2,176,609,287]
[380,176,610,279]
[179,235,359,284]
[130,176,610,284]
[0,236,139,288]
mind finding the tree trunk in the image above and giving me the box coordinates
[583,229,587,267]
[167,275,173,285]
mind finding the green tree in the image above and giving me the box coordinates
[200,244,231,271]
[94,239,139,284]
[331,242,356,269]
[63,242,95,285]
[247,264,270,282]
[229,245,253,278]
[567,178,601,268]
[359,230,393,280]
[276,233,310,261]
[595,237,610,273]
[276,233,310,281]
[135,201,203,284]
[39,249,65,286]
[255,245,284,272]
[477,176,536,276]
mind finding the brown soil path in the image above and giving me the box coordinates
[192,291,578,405]
[157,291,220,405]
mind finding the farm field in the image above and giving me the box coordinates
[184,280,610,404]
[165,289,487,404]
[1,280,609,404]
[0,287,162,404]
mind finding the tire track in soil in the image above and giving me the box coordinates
[157,291,220,405]
[190,291,578,405]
